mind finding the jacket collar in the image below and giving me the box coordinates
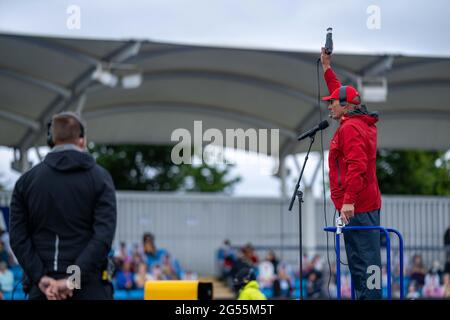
[50,143,85,153]
[340,104,379,125]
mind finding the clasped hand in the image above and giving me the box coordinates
[38,276,74,300]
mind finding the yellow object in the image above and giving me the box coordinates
[144,280,213,300]
[237,280,267,300]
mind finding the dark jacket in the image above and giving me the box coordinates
[10,147,117,286]
[325,68,382,213]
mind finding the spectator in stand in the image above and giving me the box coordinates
[0,261,14,293]
[423,261,444,298]
[393,263,403,289]
[265,250,279,274]
[444,228,450,274]
[327,262,338,299]
[382,265,388,292]
[142,233,168,269]
[301,253,309,275]
[445,227,450,248]
[445,253,450,275]
[131,248,145,273]
[150,264,165,280]
[0,227,13,263]
[423,271,443,298]
[272,263,293,299]
[308,254,324,281]
[161,253,182,280]
[217,239,236,281]
[134,262,150,289]
[114,242,128,266]
[409,254,427,288]
[429,260,443,280]
[131,243,141,255]
[116,258,135,291]
[340,273,352,298]
[442,273,450,298]
[306,271,322,299]
[406,281,421,299]
[243,243,259,266]
[257,261,275,289]
[392,282,401,299]
[229,249,253,288]
[0,241,9,266]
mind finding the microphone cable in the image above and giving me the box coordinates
[333,209,348,266]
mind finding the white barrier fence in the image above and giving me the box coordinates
[1,191,449,275]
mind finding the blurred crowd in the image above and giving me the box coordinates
[1,225,450,299]
[111,232,196,291]
[0,228,194,299]
[216,237,450,299]
[0,227,16,299]
[216,239,325,299]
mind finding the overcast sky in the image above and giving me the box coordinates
[0,0,449,195]
[1,0,450,57]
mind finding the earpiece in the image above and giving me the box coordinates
[339,85,347,107]
[47,121,55,148]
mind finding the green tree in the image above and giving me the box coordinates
[88,144,241,193]
[376,149,450,195]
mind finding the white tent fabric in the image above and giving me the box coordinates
[1,33,449,163]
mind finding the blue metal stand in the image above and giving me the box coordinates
[324,226,404,300]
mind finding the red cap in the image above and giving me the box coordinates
[322,85,361,105]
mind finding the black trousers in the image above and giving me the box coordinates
[343,209,382,300]
[28,279,113,300]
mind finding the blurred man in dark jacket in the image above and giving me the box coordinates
[10,112,117,300]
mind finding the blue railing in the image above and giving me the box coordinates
[324,226,404,300]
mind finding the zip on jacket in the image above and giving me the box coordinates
[53,234,59,272]
[335,158,341,187]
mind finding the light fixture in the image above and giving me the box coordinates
[92,62,143,89]
[357,76,388,103]
[91,64,118,87]
[121,73,142,89]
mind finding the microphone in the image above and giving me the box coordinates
[297,120,329,141]
[325,27,333,55]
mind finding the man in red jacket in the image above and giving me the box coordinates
[320,48,382,299]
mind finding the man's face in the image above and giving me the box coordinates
[328,99,347,120]
[144,239,155,254]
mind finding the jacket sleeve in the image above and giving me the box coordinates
[324,67,342,94]
[74,169,117,276]
[341,124,368,205]
[9,178,47,285]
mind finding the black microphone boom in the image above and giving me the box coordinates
[297,120,329,141]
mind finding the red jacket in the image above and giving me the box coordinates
[324,68,381,213]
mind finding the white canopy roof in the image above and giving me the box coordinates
[1,33,449,161]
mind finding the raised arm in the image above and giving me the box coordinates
[320,47,342,94]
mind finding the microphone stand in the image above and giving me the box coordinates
[288,133,316,300]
